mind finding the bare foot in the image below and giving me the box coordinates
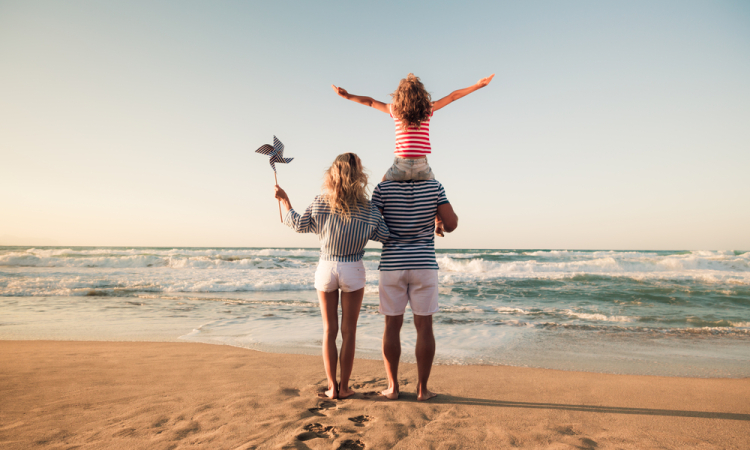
[338,386,356,399]
[417,384,437,401]
[380,386,399,400]
[318,383,338,399]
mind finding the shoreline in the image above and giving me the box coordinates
[1,340,749,449]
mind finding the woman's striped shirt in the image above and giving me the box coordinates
[284,196,390,262]
[390,105,433,158]
[371,180,449,270]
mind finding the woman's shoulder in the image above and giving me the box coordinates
[309,195,333,212]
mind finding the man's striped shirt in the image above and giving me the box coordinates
[390,105,433,158]
[284,196,390,262]
[371,180,449,271]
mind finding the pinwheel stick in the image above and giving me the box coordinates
[255,136,294,223]
[274,172,282,222]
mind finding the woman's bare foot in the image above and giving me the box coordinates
[318,383,338,399]
[338,386,357,399]
[380,386,399,400]
[417,383,437,401]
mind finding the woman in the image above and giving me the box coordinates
[274,153,389,399]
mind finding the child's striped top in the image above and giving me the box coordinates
[390,105,433,158]
[284,196,390,262]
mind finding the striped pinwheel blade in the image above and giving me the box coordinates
[255,144,276,156]
[256,135,293,173]
[272,136,284,156]
[269,154,294,165]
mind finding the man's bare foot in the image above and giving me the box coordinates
[380,386,399,400]
[338,386,356,399]
[318,383,338,399]
[417,384,437,401]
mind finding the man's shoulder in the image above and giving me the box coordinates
[375,180,443,191]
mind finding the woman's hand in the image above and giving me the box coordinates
[274,185,292,212]
[274,185,288,201]
[331,85,349,98]
[477,74,495,88]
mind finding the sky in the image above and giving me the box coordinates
[1,0,748,250]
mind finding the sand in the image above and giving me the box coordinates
[1,341,748,449]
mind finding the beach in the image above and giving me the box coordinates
[2,247,749,378]
[2,340,749,449]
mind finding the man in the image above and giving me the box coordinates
[371,179,458,401]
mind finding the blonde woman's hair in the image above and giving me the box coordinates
[390,73,432,130]
[322,153,369,219]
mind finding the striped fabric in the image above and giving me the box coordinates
[390,105,433,158]
[284,196,390,262]
[371,180,449,271]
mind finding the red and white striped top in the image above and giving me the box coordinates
[390,105,433,158]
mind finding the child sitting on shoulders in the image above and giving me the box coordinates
[331,73,494,236]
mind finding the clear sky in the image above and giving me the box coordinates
[1,0,748,250]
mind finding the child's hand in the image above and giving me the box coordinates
[477,74,495,88]
[331,84,349,98]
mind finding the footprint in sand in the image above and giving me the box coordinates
[308,400,337,415]
[296,423,337,441]
[361,391,380,399]
[338,439,365,449]
[347,415,373,427]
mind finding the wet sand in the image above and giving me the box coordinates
[1,340,748,449]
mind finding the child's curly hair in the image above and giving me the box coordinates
[322,153,369,220]
[390,73,432,130]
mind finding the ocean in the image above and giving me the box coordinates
[1,246,748,378]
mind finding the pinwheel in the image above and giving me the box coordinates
[256,135,294,221]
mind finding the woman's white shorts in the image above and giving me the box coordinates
[314,260,367,293]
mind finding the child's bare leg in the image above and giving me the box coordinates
[435,213,444,237]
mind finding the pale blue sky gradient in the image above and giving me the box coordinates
[1,1,748,249]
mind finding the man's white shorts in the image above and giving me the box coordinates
[378,269,439,316]
[314,260,366,293]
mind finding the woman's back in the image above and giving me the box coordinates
[284,195,388,262]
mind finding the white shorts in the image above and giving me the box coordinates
[314,260,366,293]
[378,269,439,316]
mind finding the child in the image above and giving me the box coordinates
[331,73,494,235]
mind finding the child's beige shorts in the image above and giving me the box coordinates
[378,269,439,316]
[314,260,366,293]
[384,157,435,181]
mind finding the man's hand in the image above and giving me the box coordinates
[435,216,445,237]
[476,74,495,88]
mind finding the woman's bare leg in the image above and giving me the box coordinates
[338,288,364,399]
[318,290,340,399]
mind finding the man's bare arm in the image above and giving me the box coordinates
[437,203,458,232]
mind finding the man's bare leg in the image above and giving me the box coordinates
[318,290,340,399]
[413,314,437,401]
[381,314,403,399]
[338,288,364,399]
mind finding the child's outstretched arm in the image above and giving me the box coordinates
[331,85,390,114]
[432,74,494,112]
